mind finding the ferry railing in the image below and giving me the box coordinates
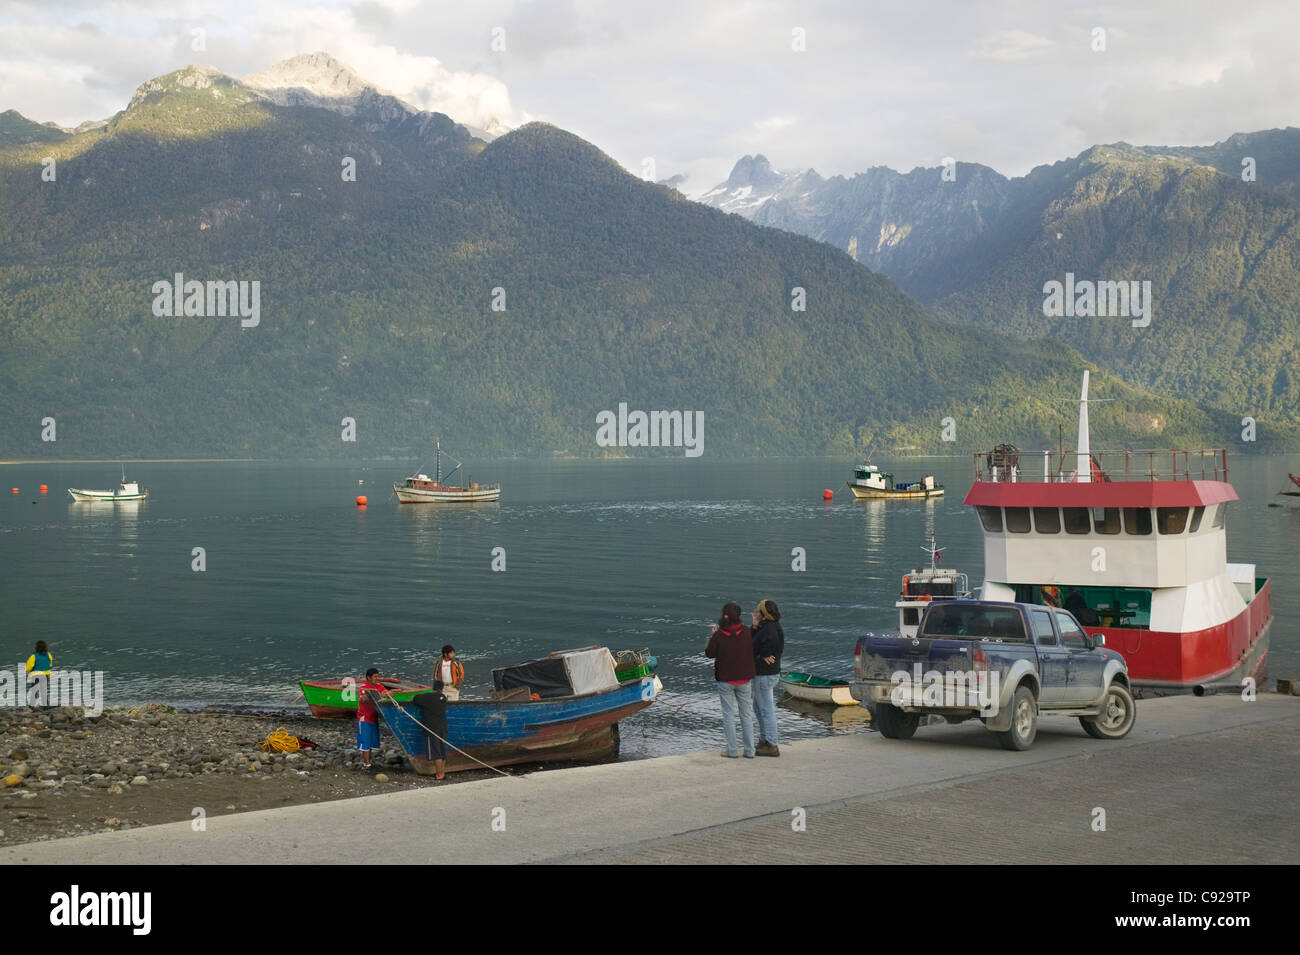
[973,449,1228,483]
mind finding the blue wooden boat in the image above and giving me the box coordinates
[369,648,659,775]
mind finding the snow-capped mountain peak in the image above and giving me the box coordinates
[697,154,807,212]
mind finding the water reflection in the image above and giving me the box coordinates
[780,695,874,733]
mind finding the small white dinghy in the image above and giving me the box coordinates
[780,671,858,706]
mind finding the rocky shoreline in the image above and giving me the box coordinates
[1,704,501,848]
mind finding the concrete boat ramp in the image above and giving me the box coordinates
[5,694,1297,865]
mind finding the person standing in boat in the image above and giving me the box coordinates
[356,668,388,772]
[706,602,757,758]
[25,640,53,707]
[436,645,465,701]
[750,600,784,757]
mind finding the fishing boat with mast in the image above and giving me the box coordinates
[895,536,972,638]
[846,463,943,499]
[68,468,149,502]
[964,371,1272,694]
[393,442,501,503]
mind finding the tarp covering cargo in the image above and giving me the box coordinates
[492,647,620,700]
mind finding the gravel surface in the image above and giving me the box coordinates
[0,704,507,846]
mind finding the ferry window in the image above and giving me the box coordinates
[1055,612,1091,650]
[902,608,919,625]
[1030,610,1058,646]
[1189,506,1206,532]
[1063,508,1091,534]
[1092,507,1121,534]
[1005,507,1031,533]
[976,506,1003,533]
[1033,507,1061,534]
[1157,507,1189,534]
[1211,504,1226,529]
[1123,507,1153,535]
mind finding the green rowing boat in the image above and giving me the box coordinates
[779,670,859,706]
[300,678,431,719]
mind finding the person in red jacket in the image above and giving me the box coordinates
[356,668,388,771]
[705,602,757,758]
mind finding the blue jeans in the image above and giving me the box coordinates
[751,673,781,745]
[717,681,755,757]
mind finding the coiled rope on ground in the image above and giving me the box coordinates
[259,727,301,753]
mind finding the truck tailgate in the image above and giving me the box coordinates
[855,635,975,681]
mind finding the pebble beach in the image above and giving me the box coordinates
[0,704,501,847]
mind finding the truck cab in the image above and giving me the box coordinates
[852,599,1135,750]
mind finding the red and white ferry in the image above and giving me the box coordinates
[964,371,1271,694]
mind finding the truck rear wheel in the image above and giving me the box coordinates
[996,686,1037,751]
[1080,684,1136,740]
[874,703,919,739]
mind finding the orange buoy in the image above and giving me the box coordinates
[356,496,368,506]
[10,488,17,494]
[822,489,834,500]
[39,485,48,493]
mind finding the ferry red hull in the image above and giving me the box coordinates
[1085,579,1271,690]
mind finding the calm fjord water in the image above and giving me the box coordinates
[3,456,1298,758]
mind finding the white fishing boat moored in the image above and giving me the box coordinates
[393,442,501,503]
[895,537,972,638]
[847,463,943,499]
[68,470,148,502]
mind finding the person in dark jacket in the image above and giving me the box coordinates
[410,680,449,779]
[705,602,757,758]
[750,599,785,756]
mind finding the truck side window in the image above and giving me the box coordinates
[1030,610,1058,646]
[1055,612,1091,650]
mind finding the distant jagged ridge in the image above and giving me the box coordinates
[699,130,1300,434]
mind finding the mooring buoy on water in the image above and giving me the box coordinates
[822,489,833,500]
[356,496,368,506]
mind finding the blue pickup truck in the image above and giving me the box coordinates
[851,600,1135,750]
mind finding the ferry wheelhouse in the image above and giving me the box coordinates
[964,372,1271,693]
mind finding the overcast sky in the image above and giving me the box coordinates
[2,0,1296,194]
